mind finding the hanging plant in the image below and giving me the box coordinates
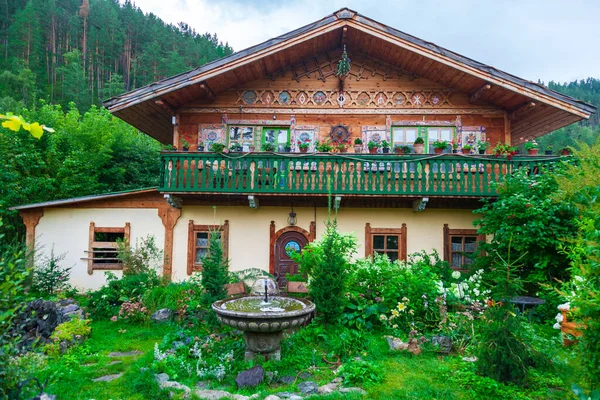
[336,45,351,79]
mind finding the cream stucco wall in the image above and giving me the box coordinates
[172,205,478,281]
[35,208,165,291]
[34,204,478,290]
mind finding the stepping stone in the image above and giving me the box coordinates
[155,373,170,383]
[340,387,367,395]
[279,376,295,385]
[298,372,312,380]
[108,361,122,365]
[108,350,142,357]
[93,373,123,382]
[297,381,318,394]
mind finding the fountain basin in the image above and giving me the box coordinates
[212,296,315,360]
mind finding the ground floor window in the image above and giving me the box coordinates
[365,223,407,262]
[443,224,485,270]
[187,220,229,275]
[86,222,130,274]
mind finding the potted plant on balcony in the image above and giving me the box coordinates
[283,144,291,153]
[476,139,490,154]
[297,140,310,153]
[198,141,205,152]
[492,142,517,160]
[381,140,391,154]
[400,145,411,154]
[262,142,275,152]
[451,139,459,153]
[315,140,333,153]
[560,147,572,156]
[413,137,425,154]
[461,144,473,154]
[180,138,190,151]
[209,142,226,153]
[335,142,348,153]
[524,140,539,155]
[229,143,243,152]
[544,144,553,155]
[353,138,363,153]
[432,140,448,154]
[367,140,380,154]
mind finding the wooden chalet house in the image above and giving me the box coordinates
[15,9,596,290]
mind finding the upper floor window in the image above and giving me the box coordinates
[262,127,290,151]
[228,126,254,151]
[391,127,418,152]
[427,127,453,153]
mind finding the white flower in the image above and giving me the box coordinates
[452,271,461,279]
[555,313,564,323]
[574,276,584,282]
[553,323,561,330]
[557,302,570,311]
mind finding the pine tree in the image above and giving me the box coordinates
[200,228,229,327]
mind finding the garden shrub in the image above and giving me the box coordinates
[30,247,73,298]
[343,252,444,333]
[293,219,357,324]
[473,167,577,307]
[476,249,550,385]
[200,228,229,327]
[553,141,600,389]
[87,271,161,319]
[117,235,163,276]
[142,279,202,320]
[0,222,33,399]
[44,318,92,356]
[337,358,383,386]
[152,329,244,382]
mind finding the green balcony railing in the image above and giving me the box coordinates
[159,152,566,197]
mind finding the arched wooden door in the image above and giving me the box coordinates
[273,230,308,288]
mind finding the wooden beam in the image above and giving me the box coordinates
[20,209,43,251]
[154,99,175,114]
[201,83,215,102]
[469,83,491,103]
[158,207,182,280]
[509,101,536,120]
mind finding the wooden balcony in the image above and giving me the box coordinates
[159,152,565,198]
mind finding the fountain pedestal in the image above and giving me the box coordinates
[244,331,282,361]
[212,296,315,362]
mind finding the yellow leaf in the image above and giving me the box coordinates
[2,118,22,132]
[27,122,44,139]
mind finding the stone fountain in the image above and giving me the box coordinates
[212,278,315,360]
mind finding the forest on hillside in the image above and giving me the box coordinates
[0,0,598,239]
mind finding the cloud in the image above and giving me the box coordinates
[129,0,600,83]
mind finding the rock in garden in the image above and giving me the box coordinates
[298,372,312,380]
[462,356,478,362]
[160,380,191,394]
[431,335,452,353]
[235,365,265,388]
[155,373,170,383]
[264,396,281,400]
[339,387,367,395]
[297,381,318,394]
[31,393,57,400]
[151,308,172,323]
[275,392,294,398]
[318,383,338,395]
[385,336,409,351]
[279,376,295,385]
[194,390,241,400]
[108,350,142,357]
[288,396,303,400]
[195,381,208,389]
[93,373,123,382]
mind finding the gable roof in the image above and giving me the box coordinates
[104,8,596,145]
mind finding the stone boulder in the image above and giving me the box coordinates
[297,381,318,395]
[151,308,172,323]
[235,365,264,388]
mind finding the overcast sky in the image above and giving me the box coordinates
[129,0,599,84]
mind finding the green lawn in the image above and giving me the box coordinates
[32,320,580,400]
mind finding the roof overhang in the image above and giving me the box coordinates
[104,8,596,145]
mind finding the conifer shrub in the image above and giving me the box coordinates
[475,248,550,385]
[293,219,357,324]
[31,248,73,297]
[200,229,230,327]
